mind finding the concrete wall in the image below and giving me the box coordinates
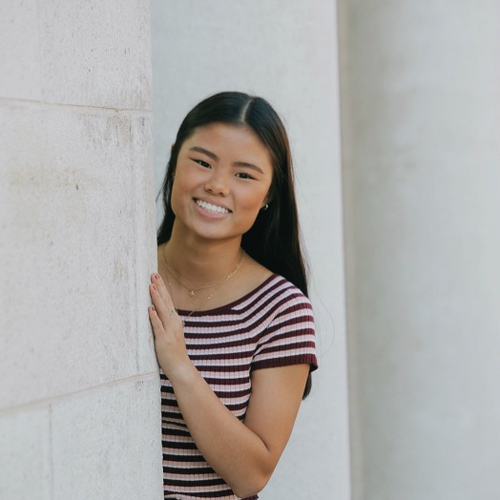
[0,2,162,499]
[339,1,500,499]
[151,1,351,499]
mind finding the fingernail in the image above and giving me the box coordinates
[154,273,159,280]
[152,284,157,291]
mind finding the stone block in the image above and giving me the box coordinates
[130,115,159,374]
[0,103,147,408]
[39,0,152,110]
[0,0,41,101]
[0,406,51,500]
[51,376,163,500]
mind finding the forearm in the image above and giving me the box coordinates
[166,360,273,498]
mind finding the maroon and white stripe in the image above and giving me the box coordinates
[161,274,318,500]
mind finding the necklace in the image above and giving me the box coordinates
[164,264,217,297]
[162,247,246,319]
[162,245,245,297]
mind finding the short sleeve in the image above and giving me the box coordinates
[251,290,318,372]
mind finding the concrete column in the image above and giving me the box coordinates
[151,1,351,498]
[0,2,162,499]
[339,1,500,499]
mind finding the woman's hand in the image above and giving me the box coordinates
[148,273,190,377]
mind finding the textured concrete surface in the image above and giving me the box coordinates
[1,0,161,497]
[339,1,500,499]
[51,376,162,500]
[0,104,154,409]
[151,1,350,499]
[130,115,160,375]
[39,0,152,109]
[0,0,41,101]
[0,406,51,500]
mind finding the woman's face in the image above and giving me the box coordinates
[170,122,274,244]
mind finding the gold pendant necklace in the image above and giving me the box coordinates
[163,264,216,297]
[161,247,246,318]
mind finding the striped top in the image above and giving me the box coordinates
[160,274,318,500]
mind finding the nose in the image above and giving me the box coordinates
[204,169,230,196]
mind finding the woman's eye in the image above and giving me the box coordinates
[235,172,254,180]
[194,159,211,169]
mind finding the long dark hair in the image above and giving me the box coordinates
[157,91,312,398]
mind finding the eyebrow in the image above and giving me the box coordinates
[189,146,265,174]
[189,146,218,161]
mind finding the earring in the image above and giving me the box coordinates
[262,204,269,211]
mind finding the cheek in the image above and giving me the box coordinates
[237,187,269,214]
[171,173,192,203]
[169,180,186,215]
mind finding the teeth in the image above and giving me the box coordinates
[196,200,230,214]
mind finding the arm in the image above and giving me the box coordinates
[168,360,309,498]
[149,274,309,498]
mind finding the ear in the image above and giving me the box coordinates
[261,193,271,211]
[262,189,273,209]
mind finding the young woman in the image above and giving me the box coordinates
[148,92,318,500]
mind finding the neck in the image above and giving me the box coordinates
[162,225,243,285]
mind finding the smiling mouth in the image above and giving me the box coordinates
[195,199,231,214]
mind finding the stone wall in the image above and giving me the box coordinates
[339,1,500,498]
[0,2,162,499]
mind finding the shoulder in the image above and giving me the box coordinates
[233,269,313,319]
[240,253,309,306]
[242,274,315,337]
[261,274,313,314]
[228,272,313,327]
[252,274,318,372]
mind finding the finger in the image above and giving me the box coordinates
[148,305,165,337]
[150,284,167,322]
[151,273,174,306]
[150,284,177,326]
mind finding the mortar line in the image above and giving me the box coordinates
[0,97,153,115]
[0,370,160,416]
